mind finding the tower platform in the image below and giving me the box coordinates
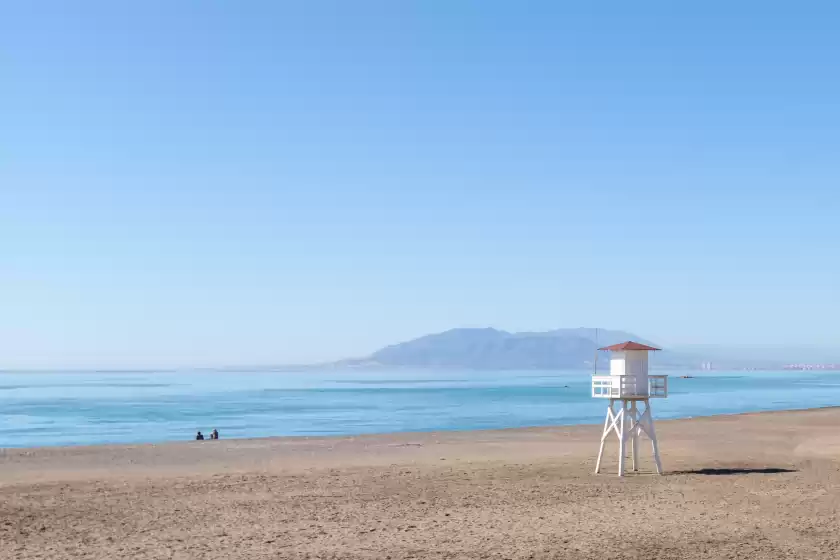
[591,374,668,399]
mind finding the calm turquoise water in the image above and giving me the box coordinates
[1,369,839,448]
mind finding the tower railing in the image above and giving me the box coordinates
[591,374,668,399]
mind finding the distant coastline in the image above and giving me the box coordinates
[2,326,837,373]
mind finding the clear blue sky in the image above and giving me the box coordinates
[2,1,839,367]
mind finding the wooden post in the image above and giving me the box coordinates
[595,400,613,474]
[617,401,626,477]
[595,396,663,477]
[646,400,663,475]
[630,400,639,472]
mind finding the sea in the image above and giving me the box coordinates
[1,368,839,448]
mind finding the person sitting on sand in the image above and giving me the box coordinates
[196,431,205,441]
[211,429,219,440]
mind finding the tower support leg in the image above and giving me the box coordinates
[645,400,663,475]
[595,399,615,474]
[617,400,628,476]
[633,399,663,475]
[594,398,664,476]
[630,401,639,472]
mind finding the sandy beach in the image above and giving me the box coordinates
[3,408,840,559]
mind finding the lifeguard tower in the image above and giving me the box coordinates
[591,341,668,476]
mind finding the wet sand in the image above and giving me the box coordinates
[3,408,840,559]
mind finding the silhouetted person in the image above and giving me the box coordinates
[211,429,219,440]
[196,431,205,441]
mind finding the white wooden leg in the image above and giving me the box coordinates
[646,400,663,475]
[630,401,639,472]
[595,398,661,477]
[595,400,613,474]
[617,402,626,477]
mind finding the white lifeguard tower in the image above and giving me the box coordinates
[591,341,668,476]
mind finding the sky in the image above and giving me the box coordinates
[2,1,839,368]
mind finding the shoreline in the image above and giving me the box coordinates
[2,406,839,484]
[3,403,839,453]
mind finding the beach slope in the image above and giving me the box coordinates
[3,408,840,559]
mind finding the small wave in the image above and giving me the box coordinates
[329,379,469,385]
[1,382,175,389]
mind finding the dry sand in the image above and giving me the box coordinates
[3,408,840,559]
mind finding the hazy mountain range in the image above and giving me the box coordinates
[336,327,696,370]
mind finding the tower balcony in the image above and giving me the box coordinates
[591,375,668,399]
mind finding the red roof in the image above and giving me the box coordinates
[598,341,661,352]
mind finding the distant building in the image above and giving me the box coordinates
[783,364,840,370]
